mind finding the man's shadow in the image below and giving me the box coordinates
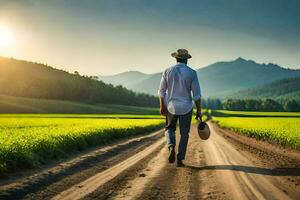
[185,165,300,176]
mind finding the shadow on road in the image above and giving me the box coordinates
[186,165,300,176]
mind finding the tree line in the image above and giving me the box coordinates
[201,98,223,110]
[200,98,300,112]
[222,99,300,112]
[0,57,158,107]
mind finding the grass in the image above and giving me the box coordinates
[212,110,300,148]
[0,114,164,173]
[0,95,159,114]
[0,107,206,174]
[213,110,300,117]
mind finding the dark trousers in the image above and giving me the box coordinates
[165,110,192,160]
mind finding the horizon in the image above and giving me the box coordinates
[2,55,299,77]
[99,57,300,76]
[0,0,300,75]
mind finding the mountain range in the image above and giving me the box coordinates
[99,58,300,99]
[229,77,300,102]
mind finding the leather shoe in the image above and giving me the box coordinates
[168,147,176,163]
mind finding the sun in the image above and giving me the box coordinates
[0,26,14,48]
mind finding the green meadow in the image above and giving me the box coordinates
[0,95,159,114]
[212,110,300,148]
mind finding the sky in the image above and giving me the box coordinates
[0,0,299,75]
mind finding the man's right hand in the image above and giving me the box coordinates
[195,109,202,121]
[160,106,167,116]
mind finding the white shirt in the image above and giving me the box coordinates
[158,63,201,115]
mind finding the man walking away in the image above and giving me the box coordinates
[158,49,202,167]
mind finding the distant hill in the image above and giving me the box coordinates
[99,71,151,89]
[0,95,158,114]
[0,57,158,108]
[228,77,300,102]
[99,58,300,98]
[197,58,300,97]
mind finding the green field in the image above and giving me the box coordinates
[0,114,164,173]
[212,110,300,148]
[0,95,159,114]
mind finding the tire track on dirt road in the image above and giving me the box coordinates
[87,122,299,200]
[51,138,166,200]
[200,122,297,200]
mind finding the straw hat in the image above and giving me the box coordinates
[171,49,192,59]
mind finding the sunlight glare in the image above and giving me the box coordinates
[0,26,14,48]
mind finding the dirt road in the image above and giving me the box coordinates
[1,122,300,200]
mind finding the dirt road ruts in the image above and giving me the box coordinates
[1,122,299,200]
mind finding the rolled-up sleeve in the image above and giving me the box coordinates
[158,71,167,98]
[191,73,201,101]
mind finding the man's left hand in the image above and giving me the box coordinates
[195,109,202,121]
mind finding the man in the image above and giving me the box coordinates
[158,49,202,167]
